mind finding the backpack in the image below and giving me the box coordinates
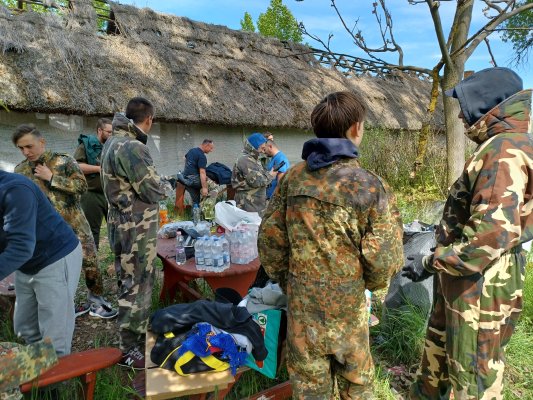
[206,162,232,185]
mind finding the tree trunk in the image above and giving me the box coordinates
[441,0,474,186]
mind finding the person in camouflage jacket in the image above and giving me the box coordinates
[231,133,275,217]
[101,97,165,367]
[0,339,57,400]
[12,125,111,311]
[404,68,533,400]
[258,91,404,399]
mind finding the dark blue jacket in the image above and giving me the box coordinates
[0,171,79,279]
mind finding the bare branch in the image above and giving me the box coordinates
[484,37,498,66]
[460,1,533,60]
[330,0,404,65]
[299,22,340,64]
[482,0,504,15]
[426,0,454,68]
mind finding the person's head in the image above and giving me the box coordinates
[126,97,155,133]
[445,67,523,128]
[12,124,46,162]
[247,133,268,153]
[200,139,214,154]
[311,91,366,147]
[96,118,113,143]
[263,131,274,141]
[264,140,279,157]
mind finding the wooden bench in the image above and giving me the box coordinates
[174,182,235,215]
[20,347,122,400]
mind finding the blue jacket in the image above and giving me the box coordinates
[0,171,79,279]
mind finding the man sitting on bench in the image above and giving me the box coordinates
[177,139,215,205]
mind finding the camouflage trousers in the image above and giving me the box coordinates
[66,206,104,296]
[287,277,374,400]
[108,207,159,351]
[410,249,525,400]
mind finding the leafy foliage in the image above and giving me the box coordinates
[243,0,302,43]
[240,11,256,32]
[501,0,532,65]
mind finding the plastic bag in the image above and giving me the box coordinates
[157,221,195,239]
[214,200,261,232]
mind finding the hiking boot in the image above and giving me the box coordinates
[74,302,90,317]
[117,346,145,370]
[89,303,118,319]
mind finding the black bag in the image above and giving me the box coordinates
[206,162,232,185]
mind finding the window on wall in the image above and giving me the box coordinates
[0,0,119,35]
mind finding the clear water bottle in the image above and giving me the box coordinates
[204,237,214,271]
[220,235,230,269]
[175,232,186,265]
[241,228,251,263]
[194,236,205,270]
[212,238,224,272]
[192,203,201,226]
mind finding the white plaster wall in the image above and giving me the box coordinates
[0,111,314,175]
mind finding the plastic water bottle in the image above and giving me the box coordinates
[212,238,224,271]
[192,203,201,226]
[204,237,214,271]
[241,229,252,263]
[175,232,186,265]
[194,236,205,270]
[221,235,230,268]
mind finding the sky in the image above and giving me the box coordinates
[118,0,532,89]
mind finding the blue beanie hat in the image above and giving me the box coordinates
[247,133,267,150]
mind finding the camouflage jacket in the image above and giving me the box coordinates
[14,150,88,212]
[0,338,57,399]
[258,155,404,291]
[432,89,533,276]
[231,140,273,213]
[101,113,164,216]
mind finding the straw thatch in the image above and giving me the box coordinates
[0,0,444,130]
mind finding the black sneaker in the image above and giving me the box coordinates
[117,346,145,370]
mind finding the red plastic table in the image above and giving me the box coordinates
[156,238,260,302]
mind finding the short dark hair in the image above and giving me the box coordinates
[267,139,277,148]
[97,118,112,131]
[12,124,41,146]
[202,139,213,145]
[311,91,367,139]
[125,97,154,124]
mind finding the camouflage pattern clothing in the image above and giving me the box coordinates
[258,138,404,399]
[14,150,103,296]
[101,113,165,351]
[231,139,273,216]
[410,90,533,400]
[0,338,57,400]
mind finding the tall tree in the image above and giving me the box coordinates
[300,0,533,185]
[240,11,256,32]
[242,0,302,42]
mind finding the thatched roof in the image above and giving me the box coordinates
[0,0,444,130]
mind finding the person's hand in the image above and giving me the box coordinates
[401,254,434,282]
[201,187,208,197]
[33,164,53,182]
[269,168,277,177]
